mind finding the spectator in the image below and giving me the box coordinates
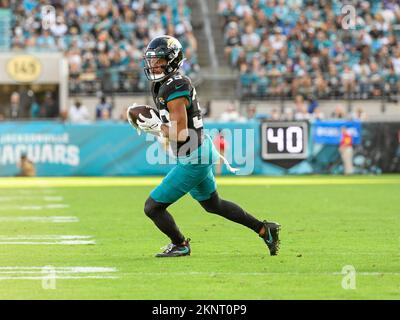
[224,22,241,60]
[95,96,112,120]
[10,0,200,94]
[246,105,256,120]
[50,16,68,38]
[339,127,354,175]
[341,65,356,98]
[41,92,58,118]
[282,106,294,121]
[293,95,310,120]
[351,107,367,121]
[307,96,319,114]
[30,96,41,119]
[311,107,325,121]
[6,92,22,119]
[99,108,112,122]
[332,105,347,119]
[219,104,244,122]
[16,153,36,177]
[68,100,90,123]
[219,0,400,100]
[59,109,69,122]
[269,108,281,121]
[241,24,260,52]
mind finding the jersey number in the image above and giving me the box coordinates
[166,75,183,86]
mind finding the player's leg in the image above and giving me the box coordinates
[190,169,281,255]
[144,164,211,257]
[144,197,185,246]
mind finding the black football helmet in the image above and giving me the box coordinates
[143,35,184,82]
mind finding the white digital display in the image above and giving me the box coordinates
[261,122,308,160]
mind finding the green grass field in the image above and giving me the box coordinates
[0,175,399,300]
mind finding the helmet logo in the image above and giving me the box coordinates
[167,37,178,49]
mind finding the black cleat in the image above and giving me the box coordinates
[155,239,191,258]
[260,221,281,256]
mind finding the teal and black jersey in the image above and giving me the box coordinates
[151,72,204,157]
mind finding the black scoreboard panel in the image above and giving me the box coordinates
[261,122,308,160]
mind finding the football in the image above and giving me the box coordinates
[127,104,160,129]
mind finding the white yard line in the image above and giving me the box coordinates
[44,204,69,209]
[0,205,69,211]
[0,241,96,245]
[0,235,95,245]
[0,266,118,280]
[0,216,78,223]
[0,196,64,202]
[0,267,116,273]
[18,206,43,210]
[0,204,70,211]
[43,196,64,202]
[12,189,57,194]
[19,204,70,210]
[0,235,91,240]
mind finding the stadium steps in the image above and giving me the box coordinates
[205,0,228,68]
[188,0,209,67]
[189,0,239,99]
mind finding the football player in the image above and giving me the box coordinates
[132,35,281,257]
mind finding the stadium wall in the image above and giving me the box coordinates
[0,121,399,177]
[65,97,400,122]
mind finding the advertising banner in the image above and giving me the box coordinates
[313,120,362,145]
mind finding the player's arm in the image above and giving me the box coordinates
[161,97,189,142]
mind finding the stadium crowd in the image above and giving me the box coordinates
[219,0,400,100]
[8,0,200,94]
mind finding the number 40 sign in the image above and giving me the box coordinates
[261,122,308,160]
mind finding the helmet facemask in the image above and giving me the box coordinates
[144,53,169,82]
